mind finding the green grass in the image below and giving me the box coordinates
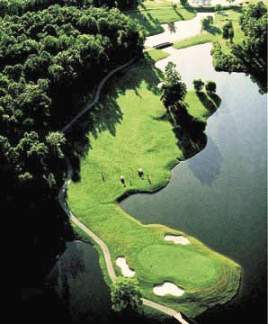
[126,1,196,36]
[174,9,244,53]
[69,57,240,318]
[174,32,215,49]
[146,48,170,62]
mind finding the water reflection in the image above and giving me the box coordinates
[48,241,112,324]
[188,136,223,185]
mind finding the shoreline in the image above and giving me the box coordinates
[66,54,241,318]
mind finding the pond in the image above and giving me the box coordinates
[121,44,267,323]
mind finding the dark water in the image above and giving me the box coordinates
[47,241,113,324]
[121,44,267,323]
[47,241,177,324]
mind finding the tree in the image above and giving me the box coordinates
[240,1,267,33]
[0,3,144,212]
[222,21,234,42]
[161,62,187,109]
[215,4,223,12]
[205,81,217,94]
[201,16,213,31]
[193,79,204,92]
[111,277,142,313]
[46,132,65,159]
[180,0,188,7]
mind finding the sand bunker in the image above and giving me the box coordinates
[153,282,185,297]
[116,257,135,277]
[165,234,190,245]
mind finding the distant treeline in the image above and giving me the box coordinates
[0,0,139,16]
[213,1,267,93]
[0,4,144,205]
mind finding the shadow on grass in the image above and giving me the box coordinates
[172,118,207,160]
[170,90,221,161]
[196,91,221,114]
[68,57,162,182]
[206,24,221,35]
[127,10,164,36]
[173,5,185,20]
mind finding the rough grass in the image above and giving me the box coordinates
[127,1,196,36]
[68,57,240,318]
[174,8,244,52]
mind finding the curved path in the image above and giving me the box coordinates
[58,61,189,323]
[61,59,135,134]
[145,12,214,48]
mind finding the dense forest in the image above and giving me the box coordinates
[213,1,267,92]
[0,3,143,317]
[0,0,138,16]
[0,4,143,209]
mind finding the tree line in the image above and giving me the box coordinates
[0,4,144,206]
[212,1,267,93]
[0,0,139,16]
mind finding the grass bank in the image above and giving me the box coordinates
[68,55,240,318]
[126,0,196,35]
[173,8,243,52]
[146,48,170,61]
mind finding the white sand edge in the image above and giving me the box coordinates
[116,257,136,278]
[165,234,190,245]
[153,282,185,297]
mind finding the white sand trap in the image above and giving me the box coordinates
[153,282,185,297]
[145,12,214,48]
[165,234,190,245]
[116,257,135,277]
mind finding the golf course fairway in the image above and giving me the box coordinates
[68,57,241,318]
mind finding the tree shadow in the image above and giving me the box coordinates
[245,57,267,94]
[196,91,221,114]
[170,103,207,159]
[67,57,162,183]
[173,6,185,20]
[206,24,222,35]
[127,10,164,36]
[168,22,177,33]
[170,105,222,185]
[5,194,76,324]
[187,135,223,185]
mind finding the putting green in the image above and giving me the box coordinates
[137,245,218,288]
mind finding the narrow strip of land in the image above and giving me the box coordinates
[58,61,189,323]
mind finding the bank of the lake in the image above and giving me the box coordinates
[68,50,240,318]
[122,43,267,323]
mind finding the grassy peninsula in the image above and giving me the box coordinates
[68,56,240,318]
